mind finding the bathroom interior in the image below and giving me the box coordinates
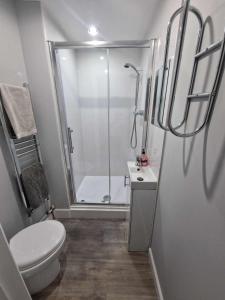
[0,0,225,299]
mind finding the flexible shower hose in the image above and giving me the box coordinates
[130,111,138,149]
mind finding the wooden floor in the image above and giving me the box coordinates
[33,219,158,300]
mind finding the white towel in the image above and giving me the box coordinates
[0,83,37,139]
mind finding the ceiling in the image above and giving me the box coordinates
[41,0,161,41]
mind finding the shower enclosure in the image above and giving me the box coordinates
[49,41,155,205]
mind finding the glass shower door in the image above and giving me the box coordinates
[53,43,151,205]
[108,48,144,204]
[55,48,110,204]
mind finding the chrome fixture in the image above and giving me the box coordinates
[142,77,152,151]
[153,0,225,137]
[124,62,142,149]
[102,195,111,203]
[50,40,152,49]
[136,155,141,167]
[124,175,130,187]
[124,63,140,108]
[0,83,43,211]
[67,127,74,153]
[124,63,139,74]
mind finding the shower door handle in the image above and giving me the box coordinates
[67,127,74,153]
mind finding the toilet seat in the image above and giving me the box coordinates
[10,220,66,271]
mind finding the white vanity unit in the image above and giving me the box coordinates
[127,161,157,252]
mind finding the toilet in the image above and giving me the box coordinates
[9,220,66,295]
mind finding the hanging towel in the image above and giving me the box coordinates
[0,83,37,139]
[21,163,49,209]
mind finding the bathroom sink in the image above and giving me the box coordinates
[129,166,142,173]
[127,161,157,190]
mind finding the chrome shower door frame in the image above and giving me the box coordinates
[48,40,153,205]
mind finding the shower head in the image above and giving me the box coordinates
[124,63,131,68]
[124,63,140,75]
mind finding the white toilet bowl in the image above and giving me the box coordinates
[10,220,66,295]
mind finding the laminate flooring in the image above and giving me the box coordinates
[33,219,158,300]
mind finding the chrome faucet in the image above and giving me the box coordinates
[136,155,141,167]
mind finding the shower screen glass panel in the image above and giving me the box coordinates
[56,48,110,204]
[108,48,144,204]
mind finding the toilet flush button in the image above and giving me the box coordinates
[137,177,144,181]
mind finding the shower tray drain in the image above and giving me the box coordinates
[102,195,111,203]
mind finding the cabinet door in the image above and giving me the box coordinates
[129,189,156,251]
[125,185,131,241]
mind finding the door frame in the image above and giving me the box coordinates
[48,40,153,205]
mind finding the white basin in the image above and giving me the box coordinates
[127,161,157,190]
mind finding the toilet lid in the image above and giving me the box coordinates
[10,220,66,271]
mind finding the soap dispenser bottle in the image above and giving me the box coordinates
[140,149,149,167]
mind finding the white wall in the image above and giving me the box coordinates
[0,0,29,239]
[41,0,159,41]
[0,224,31,300]
[16,0,70,208]
[150,0,225,299]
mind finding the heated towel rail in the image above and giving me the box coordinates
[153,0,225,137]
[0,83,43,212]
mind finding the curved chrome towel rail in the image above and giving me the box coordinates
[157,0,225,137]
[157,0,204,131]
[168,28,225,137]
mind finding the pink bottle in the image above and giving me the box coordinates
[140,149,149,167]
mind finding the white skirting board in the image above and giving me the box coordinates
[149,248,164,300]
[54,206,128,219]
